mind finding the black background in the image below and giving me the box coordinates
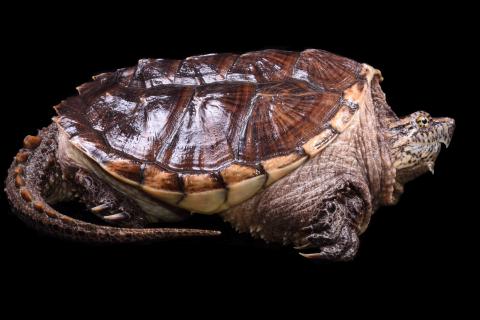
[1,3,476,308]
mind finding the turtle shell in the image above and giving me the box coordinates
[54,49,380,214]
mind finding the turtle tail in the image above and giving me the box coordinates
[4,125,220,243]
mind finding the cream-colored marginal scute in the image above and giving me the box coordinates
[262,154,308,186]
[225,174,266,207]
[103,159,141,187]
[302,128,338,157]
[213,163,266,212]
[360,63,383,82]
[303,67,375,157]
[142,186,183,206]
[141,164,183,205]
[178,173,227,213]
[329,104,356,132]
[178,189,227,214]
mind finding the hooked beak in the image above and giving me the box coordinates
[434,117,455,148]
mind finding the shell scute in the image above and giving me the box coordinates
[132,59,181,87]
[182,173,224,193]
[156,82,256,171]
[293,49,361,91]
[236,81,342,162]
[226,49,299,82]
[104,159,143,185]
[142,164,180,192]
[220,164,260,185]
[175,53,239,85]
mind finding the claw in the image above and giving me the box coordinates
[301,226,313,232]
[91,203,110,213]
[299,252,323,259]
[103,212,130,222]
[427,161,435,175]
[294,243,311,250]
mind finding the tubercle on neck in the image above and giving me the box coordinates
[378,136,399,206]
[370,80,400,207]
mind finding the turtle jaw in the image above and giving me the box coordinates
[435,117,455,149]
[418,116,456,175]
[416,116,455,173]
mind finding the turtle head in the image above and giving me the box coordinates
[388,111,455,184]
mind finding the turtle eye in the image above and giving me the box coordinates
[416,115,430,128]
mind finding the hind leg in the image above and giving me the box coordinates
[71,168,150,227]
[5,123,220,242]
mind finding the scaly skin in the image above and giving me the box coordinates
[221,81,393,260]
[5,125,220,242]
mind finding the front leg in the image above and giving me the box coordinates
[297,180,372,260]
[222,176,373,261]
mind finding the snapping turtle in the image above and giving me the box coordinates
[5,49,455,260]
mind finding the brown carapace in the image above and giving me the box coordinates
[5,49,455,260]
[55,49,375,214]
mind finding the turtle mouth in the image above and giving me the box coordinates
[434,117,455,148]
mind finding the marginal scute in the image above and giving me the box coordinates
[92,72,112,81]
[343,81,366,104]
[302,127,338,157]
[103,160,143,186]
[359,63,383,82]
[262,154,308,186]
[141,165,183,205]
[76,82,100,95]
[182,173,224,193]
[223,174,267,208]
[142,186,183,206]
[262,153,303,171]
[220,163,260,184]
[329,104,356,133]
[142,165,180,191]
[178,189,226,213]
